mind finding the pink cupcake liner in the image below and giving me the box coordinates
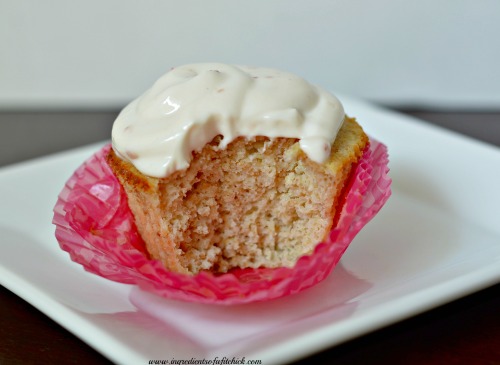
[53,139,391,304]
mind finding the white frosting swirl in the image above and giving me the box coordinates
[111,63,345,177]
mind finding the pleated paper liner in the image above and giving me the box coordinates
[53,139,391,304]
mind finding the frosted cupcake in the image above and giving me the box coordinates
[54,62,391,304]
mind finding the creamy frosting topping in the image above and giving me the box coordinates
[111,63,345,177]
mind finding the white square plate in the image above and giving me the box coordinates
[1,98,499,365]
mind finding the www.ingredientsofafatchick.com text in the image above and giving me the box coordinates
[148,357,262,365]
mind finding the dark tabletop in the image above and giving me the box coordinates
[0,109,499,365]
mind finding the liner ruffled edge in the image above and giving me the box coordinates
[53,139,391,304]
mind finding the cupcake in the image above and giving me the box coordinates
[107,63,369,275]
[54,62,390,303]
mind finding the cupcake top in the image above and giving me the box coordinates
[111,63,345,178]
